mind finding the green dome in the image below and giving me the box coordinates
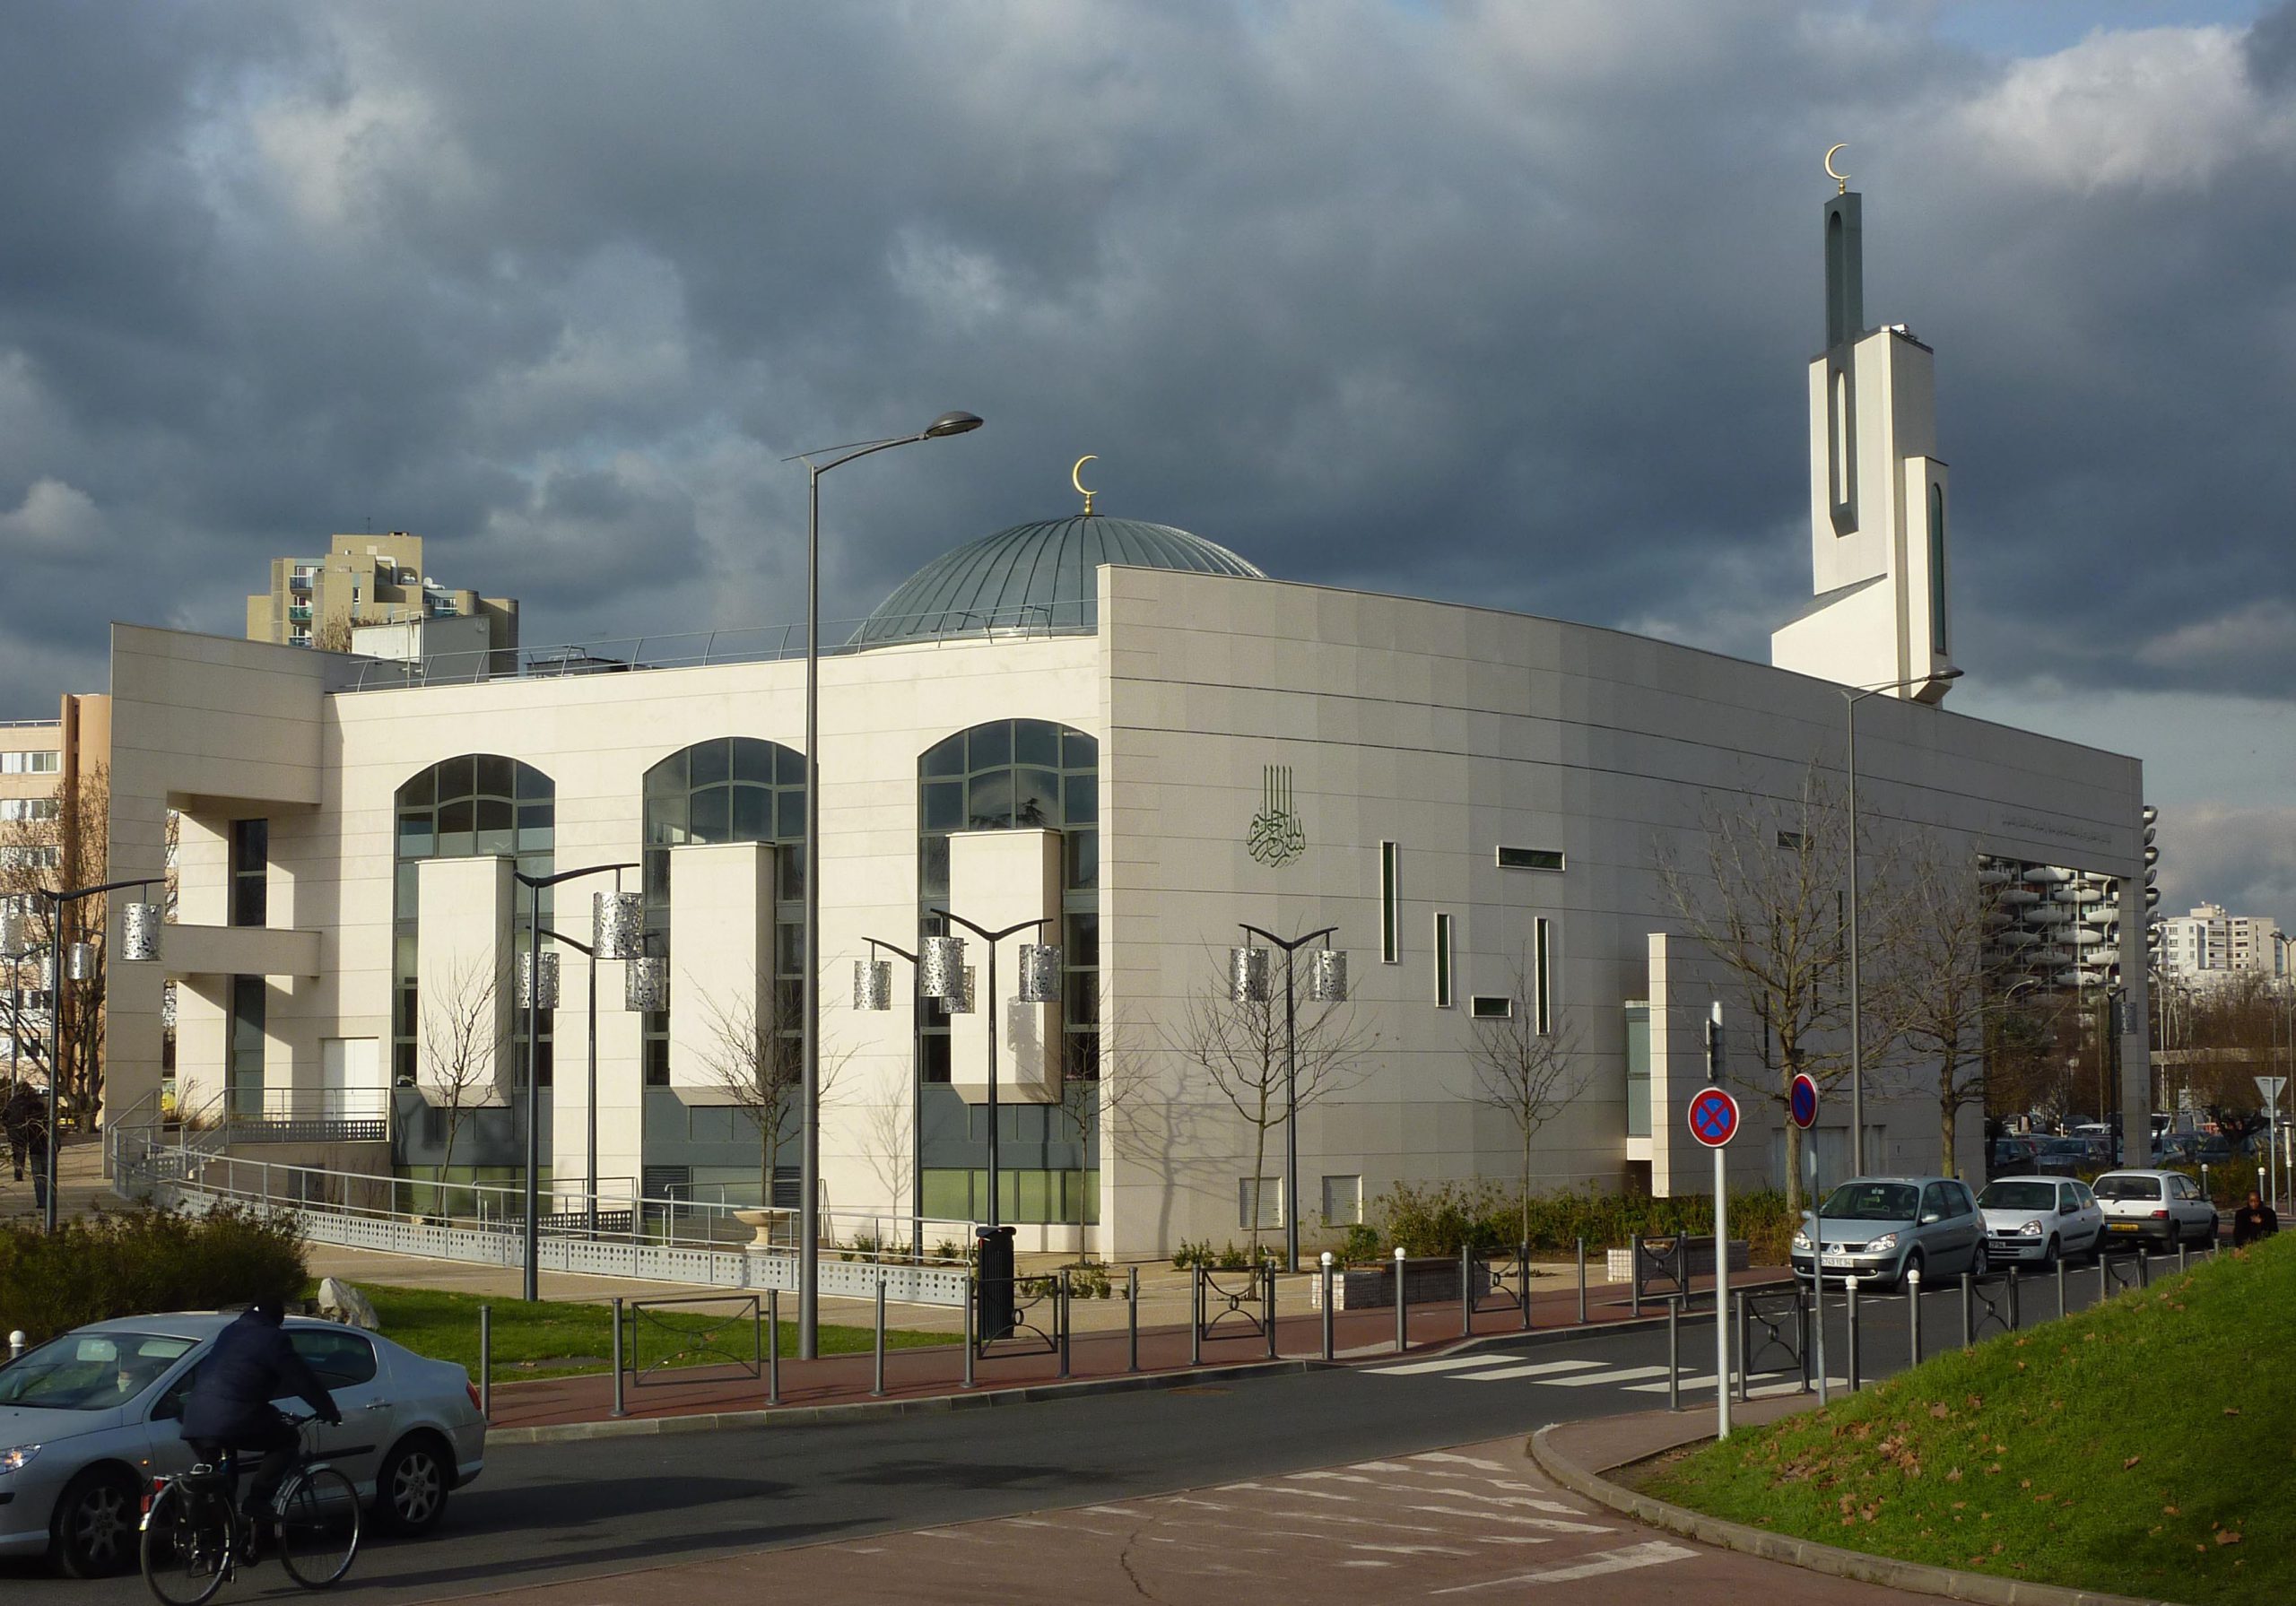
[851,515,1264,647]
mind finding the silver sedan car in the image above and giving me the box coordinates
[0,1313,485,1576]
[1789,1176,1988,1289]
[1977,1175,2104,1267]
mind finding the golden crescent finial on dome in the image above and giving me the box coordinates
[1824,143,1849,195]
[1071,455,1098,517]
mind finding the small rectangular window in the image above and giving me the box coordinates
[1534,916,1553,1036]
[1379,842,1399,964]
[1495,846,1565,872]
[1434,913,1454,1008]
[1777,830,1807,850]
[1469,995,1512,1020]
[1320,1175,1363,1227]
[1239,1176,1283,1230]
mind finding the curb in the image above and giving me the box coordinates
[488,1358,1316,1444]
[1527,1422,2170,1606]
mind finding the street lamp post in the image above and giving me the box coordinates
[1229,925,1344,1272]
[854,938,926,1258]
[528,907,631,1237]
[512,866,637,1301]
[787,409,982,1358]
[27,878,164,1231]
[1842,667,1961,1175]
[923,908,1059,1236]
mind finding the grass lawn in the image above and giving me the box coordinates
[1641,1237,2296,1605]
[327,1281,959,1382]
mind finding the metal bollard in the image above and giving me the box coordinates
[1263,1263,1276,1361]
[1057,1271,1072,1380]
[1190,1266,1203,1367]
[1667,1296,1682,1412]
[2008,1265,2021,1331]
[2137,1247,2151,1289]
[1734,1291,1750,1405]
[1128,1265,1141,1373]
[1845,1280,1860,1392]
[2178,1243,2188,1276]
[961,1276,974,1389]
[2057,1256,2068,1321]
[6,1330,24,1362]
[1319,1252,1335,1361]
[767,1288,781,1405]
[610,1297,626,1419]
[1630,1235,1642,1317]
[872,1273,887,1397]
[1576,1237,1588,1324]
[478,1305,492,1420]
[1395,1246,1409,1354]
[1461,1244,1474,1339]
[1519,1241,1533,1332]
[1905,1266,1921,1367]
[2099,1255,2109,1305]
[1961,1271,1974,1348]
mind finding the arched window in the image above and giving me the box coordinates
[1927,482,1949,655]
[391,755,554,1086]
[915,719,1100,1226]
[639,738,807,1088]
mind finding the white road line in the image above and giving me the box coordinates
[1373,1354,1539,1376]
[1431,1539,1700,1592]
[1401,1487,1586,1515]
[1620,1372,1848,1395]
[1347,1542,1472,1557]
[1441,1359,1609,1382]
[1538,1364,1674,1387]
[1405,1506,1613,1533]
[1082,1504,1150,1518]
[1221,1482,1355,1501]
[1412,1452,1515,1471]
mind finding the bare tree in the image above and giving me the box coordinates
[1463,954,1587,1244]
[417,959,505,1214]
[1871,834,2005,1176]
[698,987,848,1212]
[309,614,356,654]
[1165,948,1377,1256]
[0,761,111,1127]
[860,1095,912,1221]
[1657,764,1901,1211]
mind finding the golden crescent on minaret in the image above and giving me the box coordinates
[1824,143,1849,195]
[1072,455,1098,517]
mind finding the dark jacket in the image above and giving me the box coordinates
[180,1311,339,1444]
[2232,1203,2280,1247]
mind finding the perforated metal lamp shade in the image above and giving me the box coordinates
[1017,944,1063,1004]
[1230,945,1271,1003]
[593,891,644,960]
[945,965,977,1014]
[918,935,967,1000]
[624,955,668,1011]
[517,951,561,1011]
[855,958,893,1011]
[120,903,163,963]
[65,942,97,983]
[1309,948,1349,1003]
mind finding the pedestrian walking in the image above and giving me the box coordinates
[2231,1192,2279,1248]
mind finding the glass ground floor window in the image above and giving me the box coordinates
[920,1168,1099,1225]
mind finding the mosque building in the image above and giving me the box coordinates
[97,182,2147,1256]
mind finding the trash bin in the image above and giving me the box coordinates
[976,1225,1017,1342]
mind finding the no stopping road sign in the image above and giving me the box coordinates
[1688,1087,1740,1149]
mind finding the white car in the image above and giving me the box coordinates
[2093,1169,2220,1254]
[0,1313,485,1576]
[1977,1175,2104,1267]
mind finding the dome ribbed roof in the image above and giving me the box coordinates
[850,515,1263,647]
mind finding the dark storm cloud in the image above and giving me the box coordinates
[0,2,2289,920]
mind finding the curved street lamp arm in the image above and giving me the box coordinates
[931,907,1053,946]
[1238,922,1339,953]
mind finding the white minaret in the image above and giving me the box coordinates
[1770,170,1957,702]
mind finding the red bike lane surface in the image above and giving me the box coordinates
[483,1272,1791,1433]
[433,1431,1928,1606]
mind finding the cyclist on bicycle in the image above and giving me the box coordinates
[179,1299,343,1550]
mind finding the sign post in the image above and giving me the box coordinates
[1789,1073,1824,1405]
[1688,1019,1737,1441]
[2257,1077,2287,1214]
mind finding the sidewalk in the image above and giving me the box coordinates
[481,1264,1793,1437]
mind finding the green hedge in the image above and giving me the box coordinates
[0,1207,308,1348]
[1361,1178,1796,1264]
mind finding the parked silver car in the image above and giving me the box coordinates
[2093,1169,2219,1253]
[1977,1175,2104,1266]
[1790,1176,1988,1289]
[0,1313,485,1576]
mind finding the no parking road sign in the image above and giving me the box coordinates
[1688,1087,1741,1149]
[1789,1073,1820,1131]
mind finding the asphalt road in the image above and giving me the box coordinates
[3,1257,2137,1604]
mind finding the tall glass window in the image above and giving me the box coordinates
[1379,842,1400,963]
[229,975,265,1118]
[1433,912,1454,1008]
[391,756,555,1086]
[230,820,268,928]
[639,738,808,1087]
[1927,482,1949,654]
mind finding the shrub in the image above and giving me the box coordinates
[1364,1179,1796,1265]
[0,1206,308,1347]
[1170,1239,1213,1269]
[1339,1222,1382,1264]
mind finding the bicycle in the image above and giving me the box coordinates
[140,1415,361,1603]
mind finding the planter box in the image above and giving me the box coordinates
[1311,1255,1494,1310]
